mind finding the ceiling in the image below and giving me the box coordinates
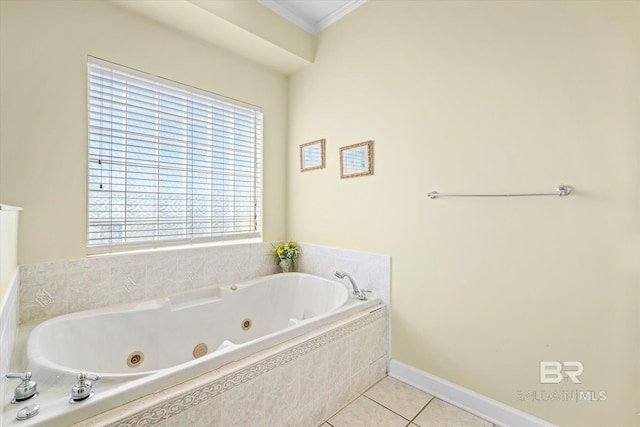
[257,0,367,34]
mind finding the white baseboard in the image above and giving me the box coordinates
[389,360,556,427]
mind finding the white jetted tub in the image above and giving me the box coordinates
[4,273,381,426]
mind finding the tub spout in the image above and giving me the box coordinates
[333,271,367,300]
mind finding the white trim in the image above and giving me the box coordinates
[315,0,368,33]
[258,0,316,33]
[389,360,557,427]
[87,237,262,258]
[0,270,20,383]
[0,204,22,211]
[258,0,367,34]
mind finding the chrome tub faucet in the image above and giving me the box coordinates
[70,372,100,403]
[334,271,367,300]
[6,372,38,403]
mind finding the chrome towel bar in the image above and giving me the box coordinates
[427,184,572,199]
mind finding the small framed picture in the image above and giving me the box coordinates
[300,139,325,172]
[340,141,373,179]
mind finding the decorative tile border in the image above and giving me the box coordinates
[105,307,386,427]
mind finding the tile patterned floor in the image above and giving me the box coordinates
[320,376,497,427]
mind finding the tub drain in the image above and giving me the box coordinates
[241,318,252,331]
[193,343,208,359]
[127,351,144,368]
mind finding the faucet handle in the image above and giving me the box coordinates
[77,372,100,382]
[70,372,100,403]
[6,372,38,403]
[6,372,32,380]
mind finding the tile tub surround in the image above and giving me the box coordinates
[297,243,391,310]
[298,243,392,367]
[18,242,280,323]
[7,242,391,425]
[17,242,392,325]
[66,305,387,427]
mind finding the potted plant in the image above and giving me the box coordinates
[272,240,300,272]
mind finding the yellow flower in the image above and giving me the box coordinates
[273,240,300,265]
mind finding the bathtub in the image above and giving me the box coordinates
[4,273,384,426]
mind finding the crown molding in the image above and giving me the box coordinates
[258,0,367,34]
[315,0,367,33]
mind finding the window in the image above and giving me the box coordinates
[87,58,262,254]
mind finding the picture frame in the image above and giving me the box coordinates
[340,141,374,179]
[300,139,325,172]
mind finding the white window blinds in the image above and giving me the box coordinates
[87,58,262,254]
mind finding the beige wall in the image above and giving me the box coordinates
[288,1,639,426]
[0,0,288,264]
